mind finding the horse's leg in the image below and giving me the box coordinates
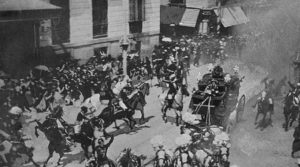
[57,150,64,166]
[254,112,260,125]
[284,111,290,131]
[128,116,136,129]
[141,108,145,121]
[175,112,179,126]
[290,110,296,127]
[82,144,90,160]
[114,120,120,129]
[261,113,267,128]
[162,105,167,123]
[44,144,54,167]
[34,126,40,137]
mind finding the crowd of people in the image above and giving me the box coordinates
[0,32,253,166]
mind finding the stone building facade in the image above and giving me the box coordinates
[42,0,160,62]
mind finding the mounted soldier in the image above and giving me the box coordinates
[163,74,178,108]
[48,106,71,141]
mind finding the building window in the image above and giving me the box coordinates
[92,0,108,38]
[169,0,186,5]
[51,0,70,44]
[129,0,145,34]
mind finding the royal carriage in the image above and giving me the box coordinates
[188,66,246,133]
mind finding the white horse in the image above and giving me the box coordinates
[158,85,190,126]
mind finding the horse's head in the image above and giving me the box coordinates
[156,149,168,167]
[144,83,150,96]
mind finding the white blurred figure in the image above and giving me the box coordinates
[150,135,173,167]
[207,63,214,73]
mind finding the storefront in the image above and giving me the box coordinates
[215,6,249,34]
[0,0,60,77]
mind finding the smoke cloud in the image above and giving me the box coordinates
[233,0,300,80]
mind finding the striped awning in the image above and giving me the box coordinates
[179,8,200,27]
[160,5,185,25]
[216,6,249,27]
[0,0,61,11]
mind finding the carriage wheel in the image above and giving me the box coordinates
[236,95,246,123]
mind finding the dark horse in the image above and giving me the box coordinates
[97,92,144,134]
[116,148,146,167]
[35,118,68,167]
[133,82,150,123]
[283,91,300,131]
[253,91,274,130]
[70,117,103,160]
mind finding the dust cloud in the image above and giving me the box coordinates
[233,0,300,80]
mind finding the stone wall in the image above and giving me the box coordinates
[51,0,160,60]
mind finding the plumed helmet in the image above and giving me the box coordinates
[207,63,214,72]
[233,65,239,72]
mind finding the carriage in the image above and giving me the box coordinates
[188,66,246,133]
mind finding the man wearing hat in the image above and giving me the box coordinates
[163,74,178,109]
[92,134,114,166]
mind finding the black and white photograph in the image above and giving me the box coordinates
[0,0,300,166]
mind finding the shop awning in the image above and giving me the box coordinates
[0,0,61,22]
[160,5,185,25]
[0,0,61,11]
[216,6,249,27]
[179,8,200,27]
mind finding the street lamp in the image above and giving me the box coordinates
[119,35,130,75]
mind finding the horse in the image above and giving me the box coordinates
[70,117,104,160]
[153,148,172,167]
[116,148,146,167]
[96,93,144,134]
[171,149,194,167]
[158,85,190,126]
[34,118,68,167]
[253,91,274,129]
[132,82,150,123]
[195,148,219,167]
[283,91,300,131]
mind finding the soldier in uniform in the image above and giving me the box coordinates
[163,74,178,108]
[92,135,114,166]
